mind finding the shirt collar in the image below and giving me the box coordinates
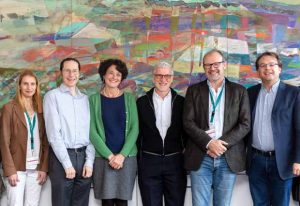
[261,80,280,94]
[153,89,171,100]
[207,78,225,92]
[59,83,83,97]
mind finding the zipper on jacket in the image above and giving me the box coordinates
[146,91,178,156]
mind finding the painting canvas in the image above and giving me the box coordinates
[1,0,300,107]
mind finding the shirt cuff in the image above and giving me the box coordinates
[61,159,73,170]
[84,159,94,169]
[206,140,213,149]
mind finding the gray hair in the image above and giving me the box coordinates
[153,61,174,75]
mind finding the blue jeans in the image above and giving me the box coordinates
[248,153,292,206]
[190,155,236,206]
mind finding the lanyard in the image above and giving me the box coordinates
[209,85,224,123]
[25,112,36,151]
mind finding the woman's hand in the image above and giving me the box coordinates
[8,174,19,186]
[37,171,47,185]
[109,154,125,170]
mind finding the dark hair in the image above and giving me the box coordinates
[202,49,225,65]
[98,59,128,82]
[255,52,282,70]
[60,58,81,71]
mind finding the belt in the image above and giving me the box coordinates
[142,151,181,157]
[67,146,87,153]
[252,147,275,157]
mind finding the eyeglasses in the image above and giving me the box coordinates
[154,74,173,80]
[258,63,279,69]
[203,61,224,69]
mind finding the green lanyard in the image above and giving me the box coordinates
[25,112,36,151]
[209,85,224,123]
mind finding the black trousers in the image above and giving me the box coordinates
[293,176,300,202]
[138,153,187,206]
[49,148,92,206]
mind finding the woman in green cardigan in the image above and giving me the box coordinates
[89,59,138,206]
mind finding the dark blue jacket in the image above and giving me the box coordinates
[246,82,300,179]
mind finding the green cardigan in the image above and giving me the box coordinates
[89,92,138,158]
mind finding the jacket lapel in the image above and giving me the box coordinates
[223,80,231,125]
[201,82,209,127]
[272,82,285,116]
[146,88,161,133]
[13,101,27,127]
[251,84,261,124]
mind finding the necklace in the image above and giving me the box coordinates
[102,87,121,98]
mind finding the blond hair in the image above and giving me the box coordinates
[15,70,42,113]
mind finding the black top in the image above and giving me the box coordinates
[136,88,186,155]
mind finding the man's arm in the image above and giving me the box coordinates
[43,92,73,170]
[82,142,95,178]
[183,86,212,152]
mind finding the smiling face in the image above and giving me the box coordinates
[61,60,80,88]
[257,55,281,86]
[153,66,173,94]
[203,51,226,84]
[103,65,122,89]
[20,75,37,98]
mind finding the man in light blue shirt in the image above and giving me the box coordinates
[43,57,95,206]
[247,51,300,206]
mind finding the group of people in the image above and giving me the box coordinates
[0,49,299,206]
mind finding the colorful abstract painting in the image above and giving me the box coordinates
[1,0,300,107]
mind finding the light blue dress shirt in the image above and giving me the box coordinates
[252,80,280,151]
[207,79,225,139]
[43,84,95,169]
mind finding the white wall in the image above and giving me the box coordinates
[1,174,298,206]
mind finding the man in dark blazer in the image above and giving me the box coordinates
[183,49,251,206]
[137,62,187,206]
[246,51,300,206]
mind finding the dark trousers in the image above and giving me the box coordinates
[248,153,292,206]
[49,148,92,206]
[292,176,300,202]
[102,199,128,206]
[138,153,187,206]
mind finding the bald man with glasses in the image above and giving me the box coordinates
[183,49,251,206]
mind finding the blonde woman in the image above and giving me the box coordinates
[0,70,49,206]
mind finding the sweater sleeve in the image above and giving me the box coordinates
[120,93,139,156]
[89,94,113,159]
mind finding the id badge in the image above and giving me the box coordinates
[26,156,39,167]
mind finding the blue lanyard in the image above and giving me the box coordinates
[209,85,224,123]
[25,112,36,151]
